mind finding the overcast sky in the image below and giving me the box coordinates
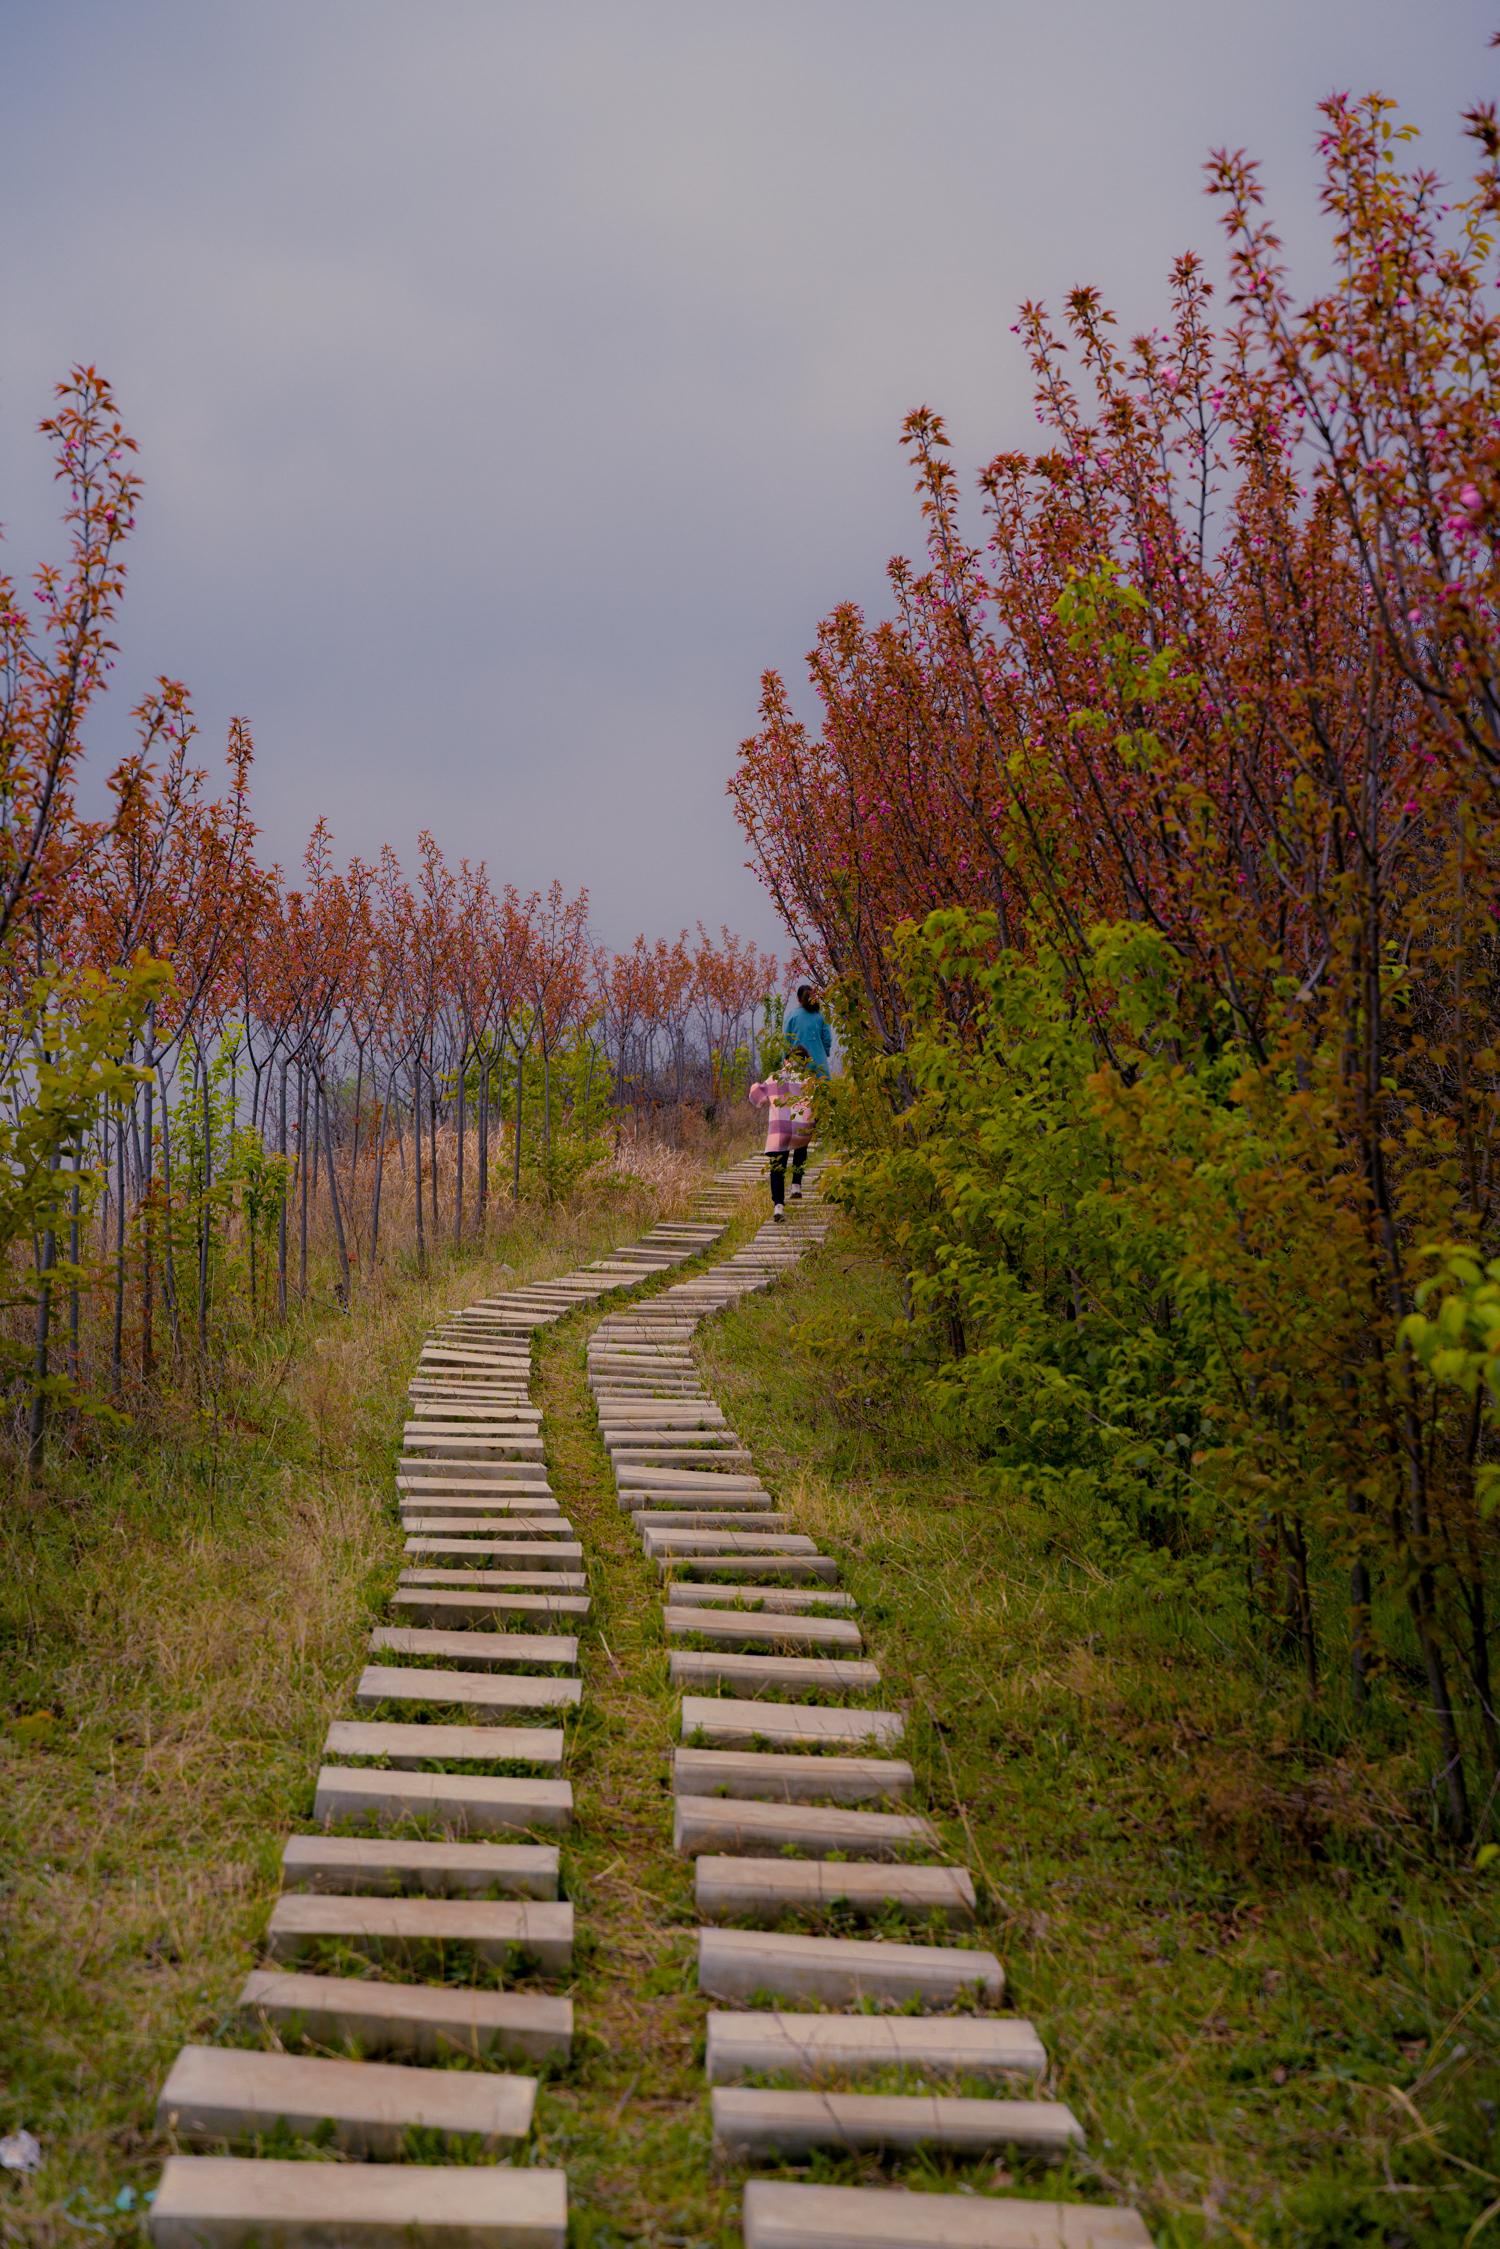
[3,2,1494,951]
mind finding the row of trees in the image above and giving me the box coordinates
[0,368,776,1454]
[733,94,1500,1840]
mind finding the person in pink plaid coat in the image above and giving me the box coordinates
[749,1044,815,1221]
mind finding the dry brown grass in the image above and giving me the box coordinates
[0,1150,741,2247]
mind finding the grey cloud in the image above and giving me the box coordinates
[2,0,1493,938]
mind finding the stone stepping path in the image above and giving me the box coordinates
[584,1173,1155,2242]
[742,2182,1153,2248]
[147,1160,765,2244]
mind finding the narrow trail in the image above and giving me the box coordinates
[142,1155,1158,2248]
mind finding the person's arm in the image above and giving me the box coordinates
[819,1018,832,1064]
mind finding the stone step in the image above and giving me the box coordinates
[400,1453,549,1476]
[401,1517,572,1539]
[266,1890,573,1968]
[706,2008,1042,2085]
[371,1626,578,1668]
[398,1473,553,1496]
[156,2044,535,2159]
[634,1510,789,1532]
[616,1453,757,1473]
[400,1570,588,1593]
[597,1408,727,1424]
[355,1666,581,1716]
[740,2182,1153,2249]
[666,1609,860,1653]
[663,1555,841,1584]
[674,1747,912,1804]
[314,1765,571,1835]
[618,1469,767,1492]
[669,1650,880,1697]
[403,1541,584,1570]
[696,1856,975,1928]
[682,1696,899,1748]
[241,1968,572,2063]
[390,1588,589,1625]
[646,1531,818,1557]
[621,1491,775,1515]
[323,1720,565,1770]
[149,2156,567,2248]
[281,1834,558,1897]
[669,1584,856,1611]
[399,1496,564,1519]
[713,2086,1083,2160]
[675,1794,936,1860]
[698,1926,1003,2006]
[401,1429,546,1450]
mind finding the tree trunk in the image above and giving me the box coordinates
[413,1059,427,1270]
[455,1047,466,1248]
[277,1058,289,1320]
[198,1050,212,1357]
[370,1075,389,1266]
[319,1074,352,1306]
[28,1212,55,1477]
[512,1047,524,1202]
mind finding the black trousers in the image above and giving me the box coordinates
[769,1145,808,1205]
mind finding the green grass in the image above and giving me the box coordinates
[690,1226,1500,2248]
[0,1176,717,2248]
[9,1177,1496,2246]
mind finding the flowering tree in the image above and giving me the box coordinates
[731,93,1500,1841]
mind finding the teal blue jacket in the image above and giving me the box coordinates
[784,1005,833,1076]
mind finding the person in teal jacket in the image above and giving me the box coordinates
[784,984,833,1077]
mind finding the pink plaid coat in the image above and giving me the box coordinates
[749,1072,815,1153]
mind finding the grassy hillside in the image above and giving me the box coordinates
[696,1227,1500,2248]
[0,1171,707,2247]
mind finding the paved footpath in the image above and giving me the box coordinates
[146,1158,1156,2246]
[148,1160,760,2248]
[587,1171,1154,2249]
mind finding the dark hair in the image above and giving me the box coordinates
[796,983,816,1007]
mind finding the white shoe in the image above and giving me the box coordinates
[772,1206,786,1222]
[790,1186,803,1199]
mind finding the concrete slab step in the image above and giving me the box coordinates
[399,1496,563,1518]
[666,1610,860,1653]
[707,2010,1044,2084]
[401,1430,546,1451]
[355,1666,579,1716]
[713,2086,1082,2159]
[669,1585,856,1611]
[675,1795,936,1860]
[696,1856,974,1928]
[390,1589,589,1625]
[681,1696,898,1748]
[634,1510,788,1531]
[401,1517,572,1539]
[621,1491,775,1514]
[371,1626,578,1669]
[698,1926,1003,2006]
[403,1541,583,1570]
[669,1650,880,1697]
[266,1890,572,1968]
[323,1720,564,1771]
[663,1555,841,1584]
[740,2182,1154,2249]
[399,1570,587,1593]
[156,2044,534,2158]
[674,1747,911,1804]
[240,1968,572,2063]
[149,2155,567,2247]
[313,1764,571,1835]
[646,1531,818,1556]
[281,1834,558,1897]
